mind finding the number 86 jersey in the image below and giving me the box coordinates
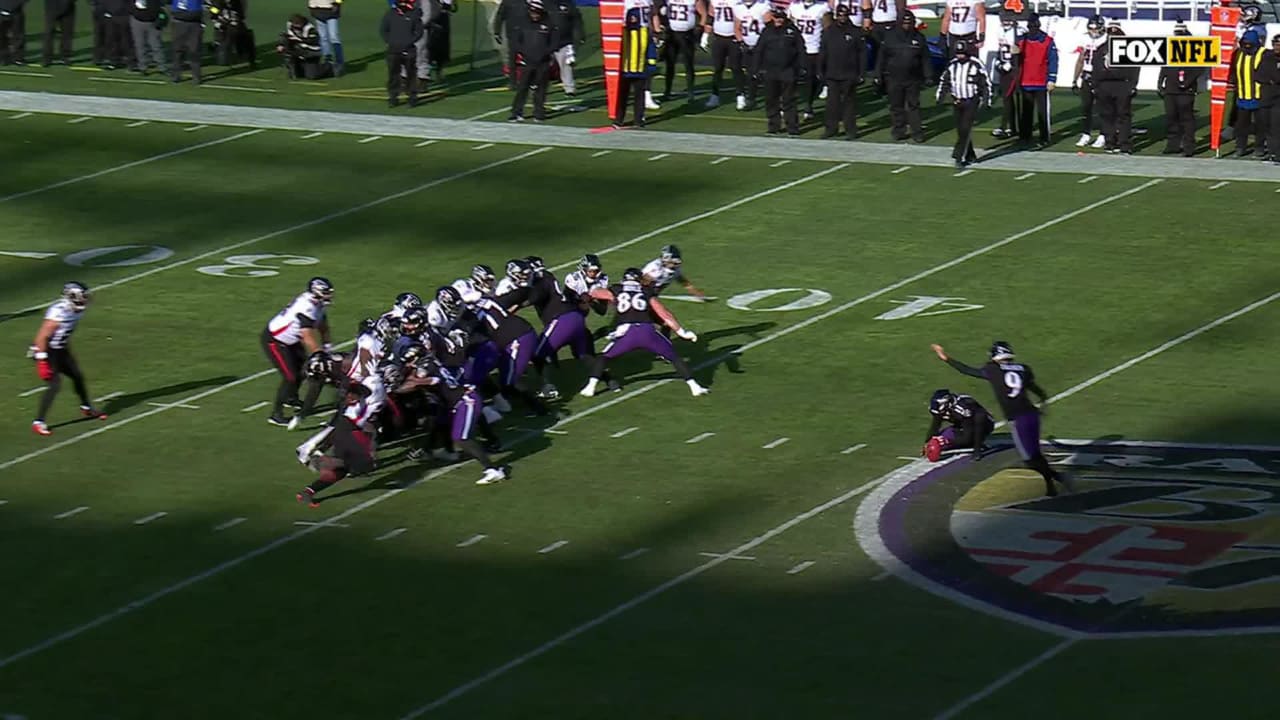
[610,280,657,326]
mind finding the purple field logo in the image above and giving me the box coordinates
[855,442,1280,638]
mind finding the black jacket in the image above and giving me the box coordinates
[129,0,163,21]
[0,0,27,13]
[1258,49,1280,103]
[44,0,75,18]
[381,7,424,52]
[548,0,583,48]
[819,20,864,82]
[492,0,523,33]
[753,20,805,80]
[876,26,933,84]
[1157,65,1203,96]
[514,17,558,64]
[98,0,131,18]
[1093,37,1139,91]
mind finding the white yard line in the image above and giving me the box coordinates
[620,548,650,560]
[6,146,551,318]
[201,84,277,93]
[125,120,149,127]
[148,402,199,410]
[213,517,247,531]
[0,177,1160,673]
[301,132,323,139]
[466,107,509,121]
[133,511,167,526]
[9,112,32,119]
[891,166,912,174]
[0,129,261,205]
[473,142,495,150]
[538,540,569,554]
[1208,181,1229,190]
[67,116,91,124]
[685,432,715,444]
[787,561,815,575]
[415,139,436,147]
[762,437,790,449]
[698,552,757,561]
[18,387,44,398]
[184,124,208,132]
[770,160,791,167]
[1079,175,1098,184]
[954,169,974,177]
[647,153,670,161]
[456,534,487,548]
[240,401,269,413]
[293,520,351,528]
[53,506,90,520]
[711,156,730,164]
[1014,172,1035,180]
[931,638,1076,720]
[591,150,611,157]
[610,427,639,438]
[375,528,408,541]
[96,391,125,403]
[358,135,382,144]
[841,443,868,455]
[871,570,892,581]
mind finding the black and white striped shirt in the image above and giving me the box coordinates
[937,57,991,105]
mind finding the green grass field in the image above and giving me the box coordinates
[0,0,1251,157]
[1,112,1279,720]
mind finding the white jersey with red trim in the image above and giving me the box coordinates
[829,0,863,28]
[869,0,897,24]
[349,332,384,382]
[945,0,981,36]
[788,0,826,53]
[710,0,737,36]
[735,0,770,47]
[347,373,386,432]
[43,299,84,350]
[665,0,699,31]
[267,293,325,346]
[1077,34,1105,74]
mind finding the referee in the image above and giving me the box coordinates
[30,282,107,436]
[937,40,990,168]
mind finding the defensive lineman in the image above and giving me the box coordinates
[30,282,108,436]
[263,277,334,427]
[931,341,1074,496]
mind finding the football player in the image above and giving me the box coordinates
[436,286,512,417]
[496,258,533,298]
[383,292,422,323]
[400,358,510,485]
[453,264,497,305]
[30,281,107,436]
[734,0,770,110]
[1072,16,1107,148]
[296,382,378,507]
[923,388,994,461]
[580,267,710,397]
[472,291,549,416]
[787,0,827,120]
[940,0,984,55]
[642,244,706,298]
[291,316,384,430]
[931,341,1073,496]
[263,276,333,427]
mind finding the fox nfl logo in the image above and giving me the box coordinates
[1107,36,1222,67]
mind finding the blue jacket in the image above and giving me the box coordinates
[172,0,203,11]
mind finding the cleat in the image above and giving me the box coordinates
[492,394,512,413]
[32,420,52,436]
[579,379,599,398]
[819,86,828,100]
[287,415,303,431]
[407,447,427,462]
[645,91,661,110]
[476,466,507,485]
[687,380,710,397]
[284,398,303,409]
[537,383,561,400]
[80,405,107,420]
[296,487,320,508]
[735,94,746,111]
[1091,134,1107,149]
[705,94,720,108]
[607,379,622,393]
[1075,133,1091,147]
[267,415,290,427]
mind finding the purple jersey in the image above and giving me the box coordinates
[472,297,536,347]
[609,281,656,326]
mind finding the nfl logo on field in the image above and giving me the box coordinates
[1107,36,1221,67]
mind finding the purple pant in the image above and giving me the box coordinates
[535,311,592,362]
[940,427,957,444]
[602,323,678,362]
[1011,412,1042,461]
[464,341,499,385]
[450,390,482,442]
[498,330,537,387]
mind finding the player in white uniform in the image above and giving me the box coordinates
[734,0,770,109]
[641,244,707,300]
[787,0,827,118]
[705,0,745,109]
[29,282,106,436]
[865,0,901,60]
[940,0,983,54]
[990,15,1020,138]
[1073,16,1107,147]
[495,259,533,298]
[263,276,334,427]
[660,0,703,100]
[625,0,664,109]
[830,0,863,30]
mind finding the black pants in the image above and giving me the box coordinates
[710,34,743,98]
[1079,76,1097,134]
[1018,87,1050,143]
[1095,82,1132,151]
[0,8,24,63]
[43,8,74,64]
[1269,100,1280,158]
[763,73,798,134]
[100,14,129,66]
[1234,103,1267,154]
[502,23,518,88]
[261,329,305,416]
[996,69,1019,133]
[171,19,202,81]
[868,22,893,71]
[615,73,647,126]
[92,13,107,63]
[387,49,418,101]
[824,77,857,137]
[512,59,551,119]
[1163,93,1196,155]
[952,416,995,450]
[739,45,758,106]
[427,13,450,67]
[215,24,256,66]
[886,79,922,140]
[952,97,979,161]
[662,28,696,97]
[36,347,91,422]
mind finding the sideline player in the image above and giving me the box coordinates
[263,276,333,427]
[580,267,709,397]
[923,388,994,461]
[931,341,1073,496]
[30,281,107,436]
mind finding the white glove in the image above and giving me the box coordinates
[700,33,710,52]
[26,345,37,359]
[676,328,698,342]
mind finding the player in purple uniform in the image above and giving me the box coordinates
[400,357,510,485]
[579,267,710,397]
[923,388,994,461]
[464,286,549,416]
[931,341,1073,496]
